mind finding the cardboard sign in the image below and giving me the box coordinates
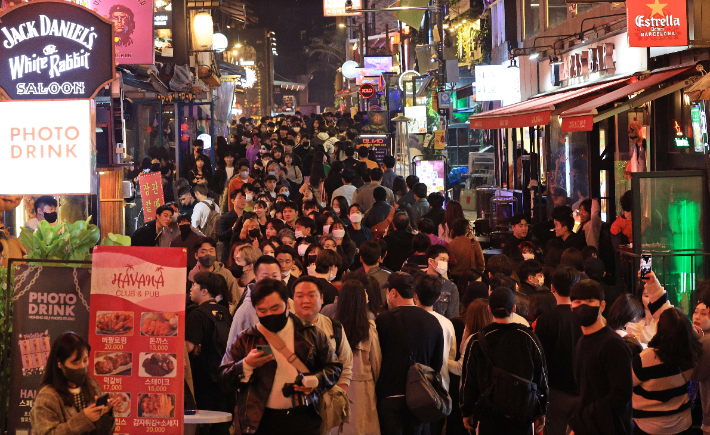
[0,99,94,195]
[138,172,165,221]
[8,266,92,435]
[88,246,187,435]
[92,0,155,65]
[0,0,116,100]
[627,0,688,47]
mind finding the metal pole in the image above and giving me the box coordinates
[363,0,369,56]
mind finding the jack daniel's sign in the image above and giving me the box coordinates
[0,0,115,100]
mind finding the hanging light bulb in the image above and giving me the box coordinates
[193,11,214,50]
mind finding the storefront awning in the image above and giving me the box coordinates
[468,77,630,130]
[559,65,697,132]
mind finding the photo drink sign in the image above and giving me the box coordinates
[0,0,115,100]
[88,246,187,435]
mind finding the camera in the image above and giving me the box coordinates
[282,373,306,397]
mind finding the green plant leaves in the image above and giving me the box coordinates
[19,217,100,261]
[101,233,131,247]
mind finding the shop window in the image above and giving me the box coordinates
[547,0,569,29]
[549,120,590,210]
[523,0,540,39]
[575,3,598,15]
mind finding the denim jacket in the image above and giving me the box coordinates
[433,275,460,319]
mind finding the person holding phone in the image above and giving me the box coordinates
[626,269,673,346]
[30,332,119,435]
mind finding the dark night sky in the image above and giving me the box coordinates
[247,0,337,107]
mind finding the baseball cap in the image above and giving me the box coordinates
[489,287,515,317]
[386,272,415,299]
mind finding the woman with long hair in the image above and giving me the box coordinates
[253,200,269,235]
[632,307,702,434]
[392,176,408,205]
[439,200,465,243]
[283,152,303,186]
[264,218,285,239]
[239,217,262,248]
[331,196,351,226]
[302,151,327,207]
[30,332,117,434]
[189,154,211,188]
[336,280,381,435]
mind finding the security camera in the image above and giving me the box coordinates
[345,0,353,11]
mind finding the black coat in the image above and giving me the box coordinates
[131,220,159,247]
[382,230,415,272]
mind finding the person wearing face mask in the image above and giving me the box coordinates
[219,278,342,435]
[424,244,461,319]
[460,287,548,435]
[26,195,60,230]
[30,332,118,435]
[170,213,204,273]
[533,266,582,435]
[275,246,299,297]
[228,245,260,301]
[242,184,257,212]
[567,279,633,435]
[226,159,253,211]
[188,237,240,314]
[346,204,372,247]
[310,249,341,306]
[517,259,545,295]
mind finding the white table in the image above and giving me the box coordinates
[184,410,233,435]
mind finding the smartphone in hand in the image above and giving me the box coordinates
[640,255,652,281]
[256,345,273,356]
[95,393,109,407]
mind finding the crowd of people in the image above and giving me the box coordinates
[28,112,710,435]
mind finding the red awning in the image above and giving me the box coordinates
[335,86,360,98]
[559,65,695,132]
[468,77,630,130]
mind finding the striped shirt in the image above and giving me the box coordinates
[632,347,693,434]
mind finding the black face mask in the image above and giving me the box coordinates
[248,228,260,239]
[179,225,191,237]
[198,255,217,268]
[259,310,289,332]
[572,304,600,327]
[43,212,58,224]
[231,264,244,279]
[62,366,87,386]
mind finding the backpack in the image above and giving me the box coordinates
[194,302,232,383]
[476,330,542,422]
[199,201,221,239]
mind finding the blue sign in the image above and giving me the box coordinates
[438,92,452,109]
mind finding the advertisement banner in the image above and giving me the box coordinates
[0,0,115,100]
[357,134,390,163]
[627,0,687,47]
[88,246,187,435]
[138,172,165,221]
[323,0,362,16]
[0,99,94,195]
[8,265,92,435]
[363,111,389,134]
[93,0,155,64]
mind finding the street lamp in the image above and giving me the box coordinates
[193,11,214,50]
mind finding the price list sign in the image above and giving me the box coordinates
[88,246,187,434]
[138,172,166,221]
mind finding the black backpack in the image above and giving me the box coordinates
[195,302,233,383]
[476,330,543,422]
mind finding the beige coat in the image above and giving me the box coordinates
[30,378,114,435]
[342,321,381,435]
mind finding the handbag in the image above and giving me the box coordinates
[256,323,350,432]
[370,206,395,240]
[393,310,452,423]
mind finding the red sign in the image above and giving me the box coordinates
[469,110,551,130]
[138,172,165,221]
[360,83,376,99]
[561,115,594,132]
[88,246,187,435]
[627,0,688,47]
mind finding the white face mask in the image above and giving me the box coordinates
[323,225,331,234]
[522,253,535,260]
[332,229,345,239]
[350,213,362,223]
[297,244,308,256]
[307,264,317,276]
[240,170,249,179]
[245,193,253,202]
[282,191,289,198]
[435,260,448,277]
[293,127,301,133]
[295,230,304,239]
[266,252,275,257]
[333,207,340,215]
[281,270,290,278]
[329,268,337,281]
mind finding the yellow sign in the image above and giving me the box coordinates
[434,130,446,149]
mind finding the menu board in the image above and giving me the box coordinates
[138,172,166,221]
[88,246,187,434]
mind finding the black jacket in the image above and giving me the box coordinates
[219,314,342,434]
[460,323,548,424]
[422,207,445,230]
[363,201,392,229]
[131,220,159,247]
[324,174,344,204]
[382,230,414,271]
[217,210,240,263]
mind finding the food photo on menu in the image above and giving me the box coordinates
[140,312,178,336]
[139,352,177,377]
[109,392,131,417]
[94,351,133,376]
[96,311,134,335]
[137,393,176,418]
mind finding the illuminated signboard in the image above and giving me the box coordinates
[0,99,95,194]
[323,0,362,16]
[357,134,390,163]
[364,56,393,72]
[0,0,115,100]
[674,137,690,147]
[627,0,687,47]
[94,0,155,64]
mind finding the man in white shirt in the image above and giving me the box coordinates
[332,169,358,206]
[191,184,220,231]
